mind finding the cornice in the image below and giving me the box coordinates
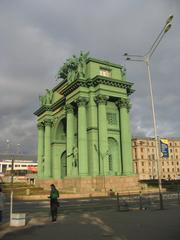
[34,105,51,116]
[61,76,134,96]
[34,77,134,116]
[34,98,65,116]
[51,97,65,111]
[87,58,123,69]
[52,79,67,92]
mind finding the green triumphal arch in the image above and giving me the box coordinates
[34,52,137,192]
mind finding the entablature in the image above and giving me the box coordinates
[61,76,134,96]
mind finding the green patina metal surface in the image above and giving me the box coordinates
[34,52,135,179]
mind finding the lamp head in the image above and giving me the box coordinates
[166,15,173,24]
[123,53,128,56]
[126,57,131,60]
[164,23,172,33]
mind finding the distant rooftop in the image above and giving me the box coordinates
[132,136,180,141]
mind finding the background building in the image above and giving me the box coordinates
[132,137,180,180]
[0,154,37,179]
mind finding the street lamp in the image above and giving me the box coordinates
[124,15,173,210]
[16,143,21,155]
[6,139,15,224]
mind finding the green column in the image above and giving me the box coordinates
[52,143,61,179]
[77,97,88,176]
[65,104,74,177]
[95,95,109,176]
[37,122,44,178]
[118,98,133,175]
[87,90,99,176]
[44,119,52,178]
[115,102,123,175]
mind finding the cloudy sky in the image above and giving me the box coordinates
[0,0,179,154]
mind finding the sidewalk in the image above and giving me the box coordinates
[1,206,180,240]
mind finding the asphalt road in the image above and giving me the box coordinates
[3,193,180,224]
[1,205,180,240]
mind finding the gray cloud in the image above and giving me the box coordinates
[0,0,179,154]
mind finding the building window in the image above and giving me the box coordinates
[177,168,179,172]
[172,168,174,172]
[167,168,170,172]
[141,155,144,159]
[162,162,164,166]
[172,162,174,165]
[177,162,179,165]
[142,169,145,173]
[107,113,117,125]
[135,162,138,173]
[176,155,178,159]
[100,68,111,77]
[170,149,172,153]
[141,148,143,152]
[141,162,144,166]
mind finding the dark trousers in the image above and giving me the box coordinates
[0,210,2,222]
[50,201,58,221]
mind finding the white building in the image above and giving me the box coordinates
[0,154,37,176]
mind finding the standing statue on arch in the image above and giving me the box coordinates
[56,51,89,83]
[78,51,89,78]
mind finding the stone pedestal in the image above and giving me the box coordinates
[37,175,140,194]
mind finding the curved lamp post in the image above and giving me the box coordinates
[124,15,173,210]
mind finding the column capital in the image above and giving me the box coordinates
[76,97,88,107]
[44,119,53,127]
[94,95,109,105]
[116,98,131,111]
[65,104,74,113]
[37,122,44,129]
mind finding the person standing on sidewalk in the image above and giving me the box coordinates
[0,187,6,223]
[49,184,59,222]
